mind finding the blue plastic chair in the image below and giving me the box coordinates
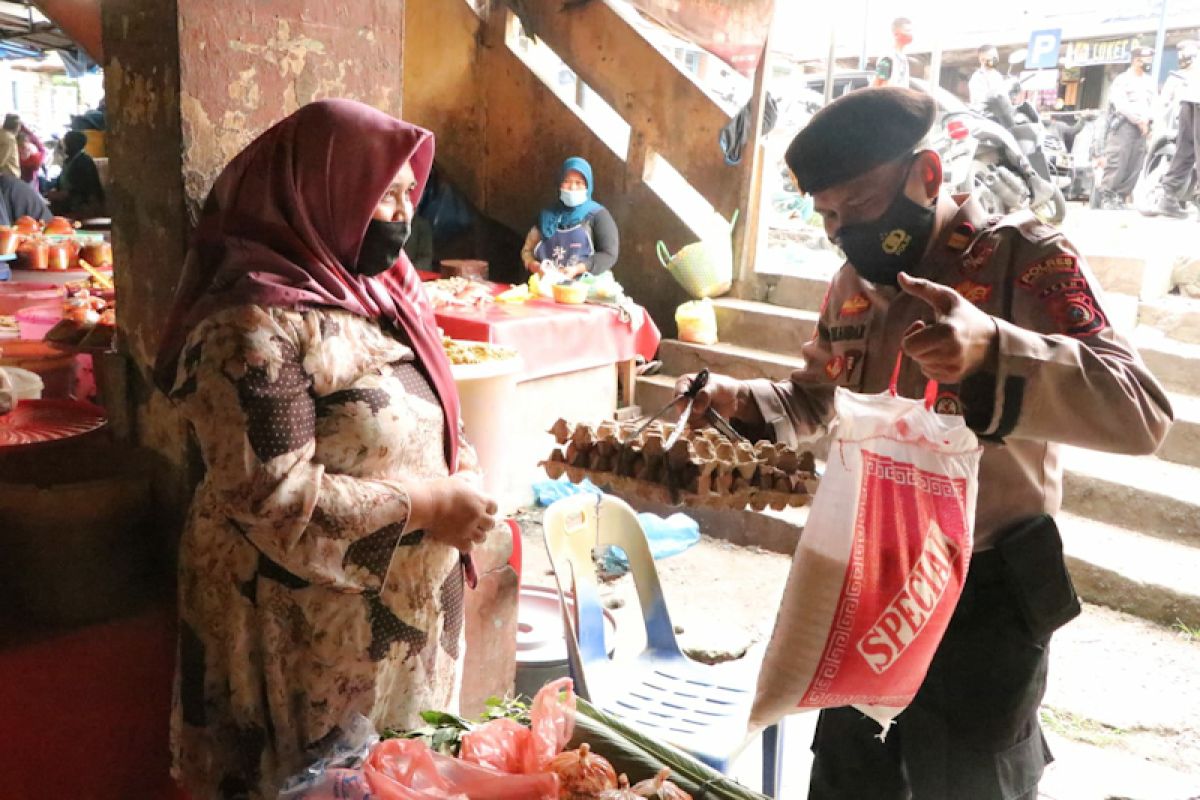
[542,493,783,796]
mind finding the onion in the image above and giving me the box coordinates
[632,768,692,800]
[547,742,618,799]
[598,774,640,800]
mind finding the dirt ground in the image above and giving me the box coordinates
[515,506,1200,798]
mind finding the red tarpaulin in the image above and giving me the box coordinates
[628,0,774,76]
[433,288,661,381]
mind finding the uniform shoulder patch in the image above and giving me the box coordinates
[1019,251,1108,338]
[1046,290,1108,338]
[1018,254,1078,290]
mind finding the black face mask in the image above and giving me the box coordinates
[983,57,998,68]
[355,218,411,276]
[835,165,936,287]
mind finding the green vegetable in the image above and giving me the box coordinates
[381,696,533,756]
[569,699,769,800]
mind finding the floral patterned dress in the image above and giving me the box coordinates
[169,304,476,800]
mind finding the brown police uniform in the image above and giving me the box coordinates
[743,195,1174,799]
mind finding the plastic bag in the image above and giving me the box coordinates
[459,677,576,775]
[0,366,42,413]
[749,383,981,734]
[533,476,603,507]
[657,210,738,299]
[278,715,380,799]
[637,512,700,560]
[366,738,559,800]
[675,299,718,345]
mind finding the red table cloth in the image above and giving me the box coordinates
[432,287,661,381]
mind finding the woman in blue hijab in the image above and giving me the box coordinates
[522,156,619,277]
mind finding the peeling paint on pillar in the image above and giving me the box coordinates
[101,0,407,535]
[177,3,404,225]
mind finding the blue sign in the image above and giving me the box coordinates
[1027,28,1063,69]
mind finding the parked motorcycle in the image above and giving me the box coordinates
[920,77,1067,224]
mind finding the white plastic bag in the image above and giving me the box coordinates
[0,366,43,414]
[749,380,981,734]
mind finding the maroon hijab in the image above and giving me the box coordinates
[154,98,460,471]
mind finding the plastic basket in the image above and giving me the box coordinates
[656,209,739,299]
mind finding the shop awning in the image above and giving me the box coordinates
[0,0,99,65]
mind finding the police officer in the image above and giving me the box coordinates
[1147,40,1200,219]
[872,17,913,89]
[1100,46,1157,210]
[676,88,1173,799]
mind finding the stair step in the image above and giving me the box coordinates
[1059,447,1200,547]
[634,373,678,415]
[1059,511,1200,630]
[1158,392,1200,469]
[1132,326,1200,396]
[760,273,832,312]
[711,298,818,354]
[1138,294,1200,345]
[658,339,804,383]
[1085,254,1146,298]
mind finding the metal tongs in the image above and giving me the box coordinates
[632,368,747,448]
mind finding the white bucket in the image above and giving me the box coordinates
[515,584,616,699]
[451,356,523,511]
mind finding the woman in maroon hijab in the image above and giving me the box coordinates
[156,99,497,800]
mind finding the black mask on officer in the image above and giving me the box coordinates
[835,157,936,288]
[983,57,998,69]
[355,218,411,276]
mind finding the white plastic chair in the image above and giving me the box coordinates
[542,492,783,796]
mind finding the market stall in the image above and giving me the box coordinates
[428,274,661,508]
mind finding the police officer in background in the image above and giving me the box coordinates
[968,44,1011,111]
[1100,46,1158,210]
[1146,40,1200,219]
[676,88,1173,799]
[872,17,913,89]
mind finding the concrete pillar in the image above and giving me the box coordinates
[100,0,405,530]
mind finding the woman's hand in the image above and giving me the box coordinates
[406,476,498,554]
[564,263,588,279]
[525,260,543,275]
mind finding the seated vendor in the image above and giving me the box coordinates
[522,156,618,278]
[46,131,106,219]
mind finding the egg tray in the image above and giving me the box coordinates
[540,418,819,511]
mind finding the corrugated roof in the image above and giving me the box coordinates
[0,0,83,60]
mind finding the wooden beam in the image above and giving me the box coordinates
[733,36,770,286]
[520,0,742,217]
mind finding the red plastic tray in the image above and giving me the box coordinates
[0,398,107,449]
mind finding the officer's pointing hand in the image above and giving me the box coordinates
[897,272,998,385]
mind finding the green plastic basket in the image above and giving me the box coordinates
[656,209,739,299]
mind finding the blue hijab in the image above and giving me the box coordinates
[538,156,604,239]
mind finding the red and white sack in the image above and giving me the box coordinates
[749,385,981,734]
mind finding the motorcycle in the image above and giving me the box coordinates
[921,77,1067,224]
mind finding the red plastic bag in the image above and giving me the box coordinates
[365,739,558,800]
[750,384,981,734]
[458,677,576,775]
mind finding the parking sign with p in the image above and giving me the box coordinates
[1027,28,1063,69]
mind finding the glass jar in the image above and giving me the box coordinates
[0,226,18,256]
[17,238,48,271]
[79,237,112,268]
[48,240,74,271]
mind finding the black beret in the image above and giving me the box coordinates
[785,87,937,194]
